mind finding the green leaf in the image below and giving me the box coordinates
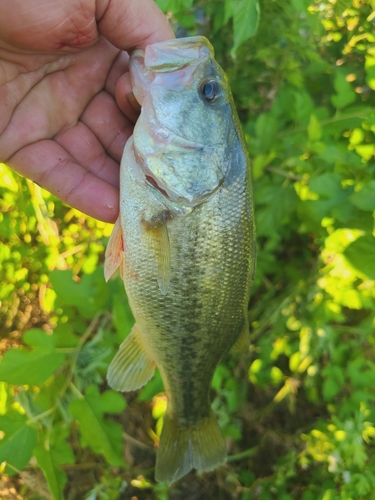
[344,235,375,280]
[232,0,260,54]
[334,0,352,17]
[34,437,74,500]
[0,242,11,263]
[0,382,7,415]
[255,183,298,237]
[69,386,126,465]
[365,55,375,91]
[224,0,233,24]
[0,411,37,475]
[307,114,322,142]
[299,173,349,229]
[0,329,65,386]
[154,0,173,12]
[54,324,80,348]
[331,71,356,109]
[322,366,345,401]
[112,293,134,341]
[252,152,276,180]
[0,163,18,192]
[349,181,375,211]
[293,90,314,125]
[50,270,97,319]
[290,0,309,12]
[254,113,278,153]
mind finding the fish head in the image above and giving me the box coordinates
[130,37,236,207]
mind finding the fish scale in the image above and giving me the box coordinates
[104,36,256,484]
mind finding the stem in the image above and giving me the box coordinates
[123,432,155,452]
[277,109,373,138]
[265,166,304,181]
[227,446,259,462]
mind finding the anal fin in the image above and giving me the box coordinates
[230,317,250,354]
[107,324,155,392]
[104,217,124,282]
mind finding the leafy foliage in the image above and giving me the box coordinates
[1,0,375,499]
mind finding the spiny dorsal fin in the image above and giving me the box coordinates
[107,324,155,392]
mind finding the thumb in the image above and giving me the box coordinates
[97,0,175,51]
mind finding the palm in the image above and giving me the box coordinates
[0,0,173,222]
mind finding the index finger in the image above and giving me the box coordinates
[97,0,175,52]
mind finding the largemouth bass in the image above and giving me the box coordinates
[104,36,256,484]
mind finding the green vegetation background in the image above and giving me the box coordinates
[1,0,375,498]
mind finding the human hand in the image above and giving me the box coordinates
[0,0,174,222]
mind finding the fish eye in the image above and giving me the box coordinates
[199,79,221,102]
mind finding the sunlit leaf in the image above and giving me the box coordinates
[0,411,37,475]
[232,0,260,54]
[308,114,322,142]
[69,386,126,465]
[0,329,65,386]
[344,235,375,280]
[34,436,74,500]
[349,181,375,211]
[331,72,356,109]
[334,0,352,17]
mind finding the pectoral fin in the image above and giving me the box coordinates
[142,211,171,295]
[107,324,155,392]
[104,217,124,282]
[230,318,250,354]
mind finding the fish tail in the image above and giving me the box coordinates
[155,410,226,484]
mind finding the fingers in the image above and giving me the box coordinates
[115,72,141,122]
[55,121,120,189]
[0,38,119,163]
[0,0,98,52]
[104,52,140,122]
[105,50,130,96]
[8,140,119,222]
[97,0,175,51]
[80,91,133,162]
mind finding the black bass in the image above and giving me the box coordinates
[104,36,256,484]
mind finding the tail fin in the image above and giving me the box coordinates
[155,410,226,484]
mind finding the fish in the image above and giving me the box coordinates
[104,36,256,484]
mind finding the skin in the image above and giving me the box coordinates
[0,0,174,222]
